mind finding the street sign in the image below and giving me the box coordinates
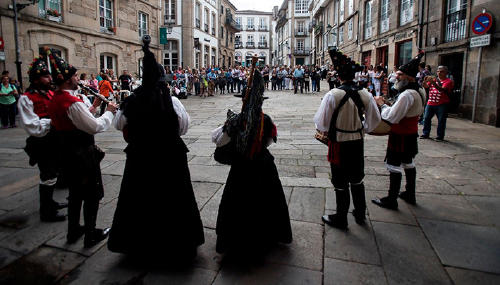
[159,27,167,44]
[470,34,491,48]
[472,13,493,35]
[0,37,4,50]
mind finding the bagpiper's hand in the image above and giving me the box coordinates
[89,106,96,114]
[374,96,386,106]
[106,102,118,114]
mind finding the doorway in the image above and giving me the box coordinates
[362,51,372,67]
[440,52,464,113]
[376,46,388,70]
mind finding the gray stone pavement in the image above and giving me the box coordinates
[1,81,500,284]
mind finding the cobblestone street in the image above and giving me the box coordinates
[1,82,500,284]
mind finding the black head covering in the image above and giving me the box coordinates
[47,48,77,85]
[398,50,425,78]
[328,48,362,81]
[122,35,180,147]
[28,51,51,82]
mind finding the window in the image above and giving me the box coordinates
[204,45,209,67]
[165,0,176,22]
[397,40,413,66]
[259,35,267,47]
[138,12,148,37]
[339,0,344,22]
[296,39,304,50]
[138,58,143,79]
[348,19,353,39]
[195,2,201,28]
[339,26,344,45]
[295,0,308,14]
[445,0,467,42]
[297,21,305,33]
[221,4,224,14]
[400,0,414,26]
[204,9,209,32]
[348,0,353,15]
[221,26,224,40]
[100,53,116,74]
[212,13,216,35]
[365,0,372,39]
[38,0,61,19]
[211,48,216,66]
[259,18,267,30]
[247,17,254,30]
[99,0,113,29]
[163,41,179,71]
[247,35,254,46]
[334,0,339,25]
[380,0,389,33]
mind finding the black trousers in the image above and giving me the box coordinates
[67,185,100,234]
[330,140,365,189]
[0,102,16,127]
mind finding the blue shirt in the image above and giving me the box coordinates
[293,69,304,78]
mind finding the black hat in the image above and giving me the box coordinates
[398,50,425,78]
[47,48,77,85]
[328,48,362,80]
[27,54,51,82]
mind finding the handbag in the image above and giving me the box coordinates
[214,141,236,165]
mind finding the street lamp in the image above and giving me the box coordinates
[10,0,36,90]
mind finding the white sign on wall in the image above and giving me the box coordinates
[470,34,491,48]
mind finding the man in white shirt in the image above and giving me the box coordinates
[314,49,381,230]
[47,50,117,248]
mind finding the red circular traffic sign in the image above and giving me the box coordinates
[472,13,493,35]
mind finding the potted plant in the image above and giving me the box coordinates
[107,26,116,33]
[46,9,61,22]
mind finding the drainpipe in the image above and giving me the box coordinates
[417,0,424,48]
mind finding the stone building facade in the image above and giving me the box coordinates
[0,0,163,86]
[308,0,500,126]
[218,0,239,69]
[274,0,313,67]
[235,10,272,66]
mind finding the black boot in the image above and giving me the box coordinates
[67,197,84,243]
[39,184,65,222]
[351,183,366,225]
[322,189,350,230]
[400,168,416,205]
[372,172,401,210]
[83,199,109,248]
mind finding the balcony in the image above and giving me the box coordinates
[225,14,241,31]
[204,23,209,33]
[246,25,255,31]
[295,29,309,37]
[246,41,255,48]
[235,42,243,49]
[293,48,311,56]
[445,9,467,43]
[258,25,268,31]
[258,42,268,48]
[196,19,200,28]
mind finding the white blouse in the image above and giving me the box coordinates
[113,96,190,136]
[18,95,52,137]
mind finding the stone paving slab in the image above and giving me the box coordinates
[372,221,451,285]
[324,258,387,285]
[324,214,381,265]
[143,267,218,285]
[213,262,322,285]
[288,187,325,224]
[445,267,500,285]
[419,218,500,274]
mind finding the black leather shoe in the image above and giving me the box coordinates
[84,228,110,248]
[67,225,85,244]
[352,210,366,225]
[52,200,68,210]
[40,211,66,222]
[322,214,348,230]
[399,191,416,205]
[372,197,398,210]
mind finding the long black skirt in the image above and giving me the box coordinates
[107,149,204,257]
[216,151,292,253]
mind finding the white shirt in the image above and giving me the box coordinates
[113,96,190,136]
[314,88,380,134]
[65,89,114,135]
[380,89,424,124]
[211,125,275,148]
[18,95,52,137]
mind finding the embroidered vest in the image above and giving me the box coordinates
[48,90,83,131]
[24,90,53,118]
